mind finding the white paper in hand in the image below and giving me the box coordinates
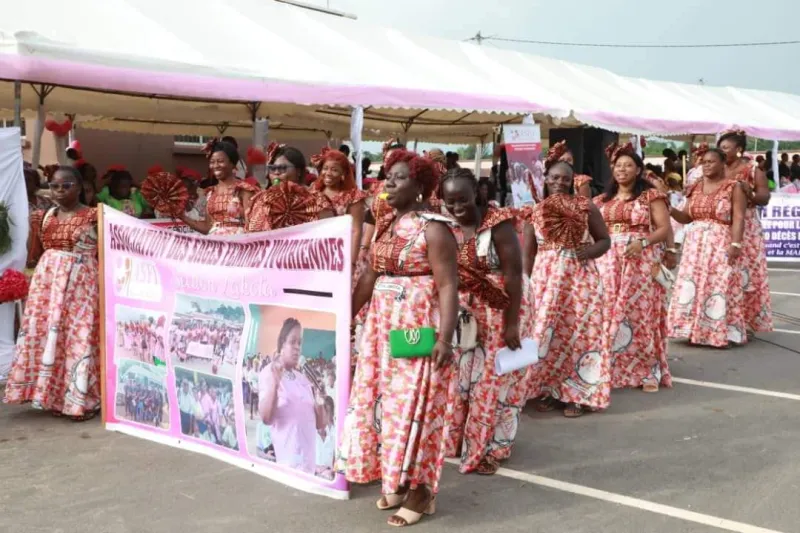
[495,338,539,376]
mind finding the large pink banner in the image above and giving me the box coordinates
[100,206,352,499]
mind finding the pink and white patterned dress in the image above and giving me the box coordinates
[522,194,611,410]
[735,163,773,333]
[668,179,747,347]
[4,207,101,418]
[444,207,533,472]
[593,190,672,389]
[339,212,454,495]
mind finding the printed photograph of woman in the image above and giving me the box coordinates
[243,304,337,481]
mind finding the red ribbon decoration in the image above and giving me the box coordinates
[44,118,73,138]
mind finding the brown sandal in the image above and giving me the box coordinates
[476,456,500,475]
[563,403,585,418]
[535,397,560,412]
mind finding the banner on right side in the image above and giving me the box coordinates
[759,193,800,263]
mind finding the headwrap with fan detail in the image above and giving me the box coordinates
[545,140,570,167]
[692,142,710,160]
[265,141,286,165]
[201,137,221,159]
[604,141,636,164]
[310,146,334,169]
[719,128,746,139]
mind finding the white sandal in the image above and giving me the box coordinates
[377,493,407,511]
[388,498,436,527]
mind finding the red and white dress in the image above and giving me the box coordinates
[246,181,332,232]
[668,179,747,347]
[339,212,455,495]
[4,207,101,418]
[523,194,611,410]
[593,190,672,389]
[445,207,533,473]
[735,163,773,333]
[206,181,260,235]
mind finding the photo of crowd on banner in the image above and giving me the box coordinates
[175,367,239,451]
[169,294,245,380]
[114,305,167,366]
[115,360,169,429]
[244,305,338,481]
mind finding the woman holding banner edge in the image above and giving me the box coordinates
[341,149,459,527]
[179,141,258,235]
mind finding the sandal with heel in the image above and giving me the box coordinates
[377,493,407,511]
[388,498,436,527]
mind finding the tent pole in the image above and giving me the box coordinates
[13,81,21,129]
[412,138,418,152]
[350,106,364,189]
[252,118,269,186]
[772,140,779,185]
[474,137,484,177]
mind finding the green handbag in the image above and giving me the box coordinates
[389,327,437,359]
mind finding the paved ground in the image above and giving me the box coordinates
[2,266,800,533]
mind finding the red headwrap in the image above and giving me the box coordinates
[265,141,285,165]
[147,164,164,176]
[604,141,636,164]
[719,128,746,139]
[545,140,570,167]
[201,137,220,159]
[692,142,710,159]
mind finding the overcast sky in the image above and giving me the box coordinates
[307,0,796,94]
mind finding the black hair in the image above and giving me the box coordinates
[221,136,238,149]
[439,167,476,200]
[23,168,40,189]
[77,162,97,183]
[602,151,652,202]
[678,150,688,159]
[717,131,746,151]
[497,146,509,205]
[476,176,496,209]
[662,148,677,159]
[338,144,350,156]
[211,140,241,166]
[273,146,307,182]
[705,147,726,162]
[277,318,301,353]
[543,161,574,199]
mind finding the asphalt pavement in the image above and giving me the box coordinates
[2,266,800,533]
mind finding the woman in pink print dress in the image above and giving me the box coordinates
[521,161,611,418]
[180,141,259,235]
[311,148,368,275]
[440,168,531,475]
[258,317,324,475]
[4,167,101,420]
[593,143,674,392]
[668,148,748,347]
[717,130,773,335]
[341,149,459,527]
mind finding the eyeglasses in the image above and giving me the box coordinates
[50,182,76,191]
[268,164,294,174]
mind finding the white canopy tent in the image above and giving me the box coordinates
[1,0,800,145]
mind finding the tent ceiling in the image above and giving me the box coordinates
[1,0,800,140]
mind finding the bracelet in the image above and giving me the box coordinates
[435,338,456,350]
[665,248,678,254]
[731,242,742,249]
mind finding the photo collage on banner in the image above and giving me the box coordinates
[100,206,352,499]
